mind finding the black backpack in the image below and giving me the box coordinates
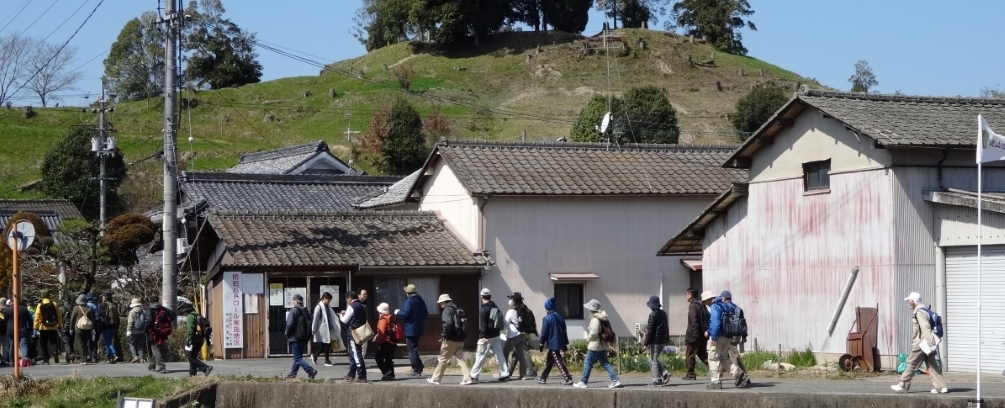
[40,302,58,327]
[293,307,312,341]
[452,306,468,339]
[721,305,748,338]
[194,314,212,338]
[516,304,537,334]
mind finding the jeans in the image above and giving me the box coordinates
[288,339,314,377]
[431,339,470,383]
[580,349,618,384]
[649,343,667,381]
[405,336,423,373]
[101,328,118,359]
[37,330,59,363]
[470,336,509,379]
[76,330,94,363]
[503,335,528,378]
[540,349,571,381]
[59,330,75,362]
[188,339,210,376]
[19,337,29,361]
[374,342,395,376]
[346,335,366,379]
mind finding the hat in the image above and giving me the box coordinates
[178,302,194,314]
[507,292,524,302]
[100,290,112,298]
[75,294,87,306]
[40,289,49,298]
[583,299,601,312]
[292,293,304,303]
[700,291,716,301]
[377,303,390,314]
[480,288,491,297]
[129,298,143,308]
[904,292,922,302]
[544,297,555,311]
[437,294,453,303]
[719,290,732,299]
[646,295,661,310]
[404,284,417,293]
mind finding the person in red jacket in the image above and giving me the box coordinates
[374,303,396,380]
[146,296,173,373]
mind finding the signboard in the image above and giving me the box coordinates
[319,285,340,307]
[243,274,264,294]
[244,294,259,314]
[285,287,307,308]
[121,398,156,408]
[269,283,284,306]
[222,272,243,349]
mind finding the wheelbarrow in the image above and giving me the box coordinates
[838,306,879,372]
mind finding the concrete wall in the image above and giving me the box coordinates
[482,195,712,338]
[418,158,481,251]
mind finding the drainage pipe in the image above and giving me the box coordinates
[828,267,860,336]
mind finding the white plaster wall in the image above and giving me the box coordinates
[417,158,481,251]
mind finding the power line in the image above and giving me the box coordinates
[17,0,60,35]
[0,0,33,35]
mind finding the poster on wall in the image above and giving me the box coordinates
[319,285,340,307]
[243,274,264,294]
[285,287,307,308]
[244,294,259,314]
[269,283,284,306]
[222,272,244,349]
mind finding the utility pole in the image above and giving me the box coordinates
[161,0,182,311]
[91,83,116,235]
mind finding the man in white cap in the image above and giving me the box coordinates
[428,294,472,385]
[469,288,510,383]
[891,292,947,394]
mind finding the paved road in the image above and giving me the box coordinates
[8,356,1005,399]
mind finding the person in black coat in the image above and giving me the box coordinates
[683,289,712,380]
[643,296,670,386]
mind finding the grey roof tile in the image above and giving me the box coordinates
[354,170,421,209]
[228,140,357,175]
[211,212,488,268]
[0,200,83,231]
[435,141,746,195]
[180,172,401,214]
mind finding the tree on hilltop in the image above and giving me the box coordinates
[671,0,756,55]
[184,0,263,89]
[360,99,429,175]
[103,13,164,102]
[848,60,878,93]
[732,83,789,134]
[571,86,678,144]
[40,126,126,218]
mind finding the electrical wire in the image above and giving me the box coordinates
[0,0,33,35]
[15,0,60,36]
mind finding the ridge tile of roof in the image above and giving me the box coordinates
[0,199,83,221]
[355,170,421,209]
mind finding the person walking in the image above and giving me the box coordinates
[85,293,99,363]
[358,288,370,357]
[179,302,213,377]
[374,302,396,380]
[644,295,670,386]
[0,297,8,366]
[394,284,428,376]
[59,299,75,364]
[125,298,146,363]
[311,292,339,367]
[469,288,510,383]
[97,291,120,363]
[683,289,712,380]
[33,289,62,365]
[70,294,95,365]
[891,292,947,394]
[574,299,621,389]
[707,290,749,389]
[146,296,173,373]
[506,292,539,379]
[536,297,572,385]
[503,293,529,380]
[285,293,318,380]
[340,291,368,383]
[428,294,472,385]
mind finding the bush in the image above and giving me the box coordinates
[741,350,778,370]
[731,83,789,135]
[786,348,817,367]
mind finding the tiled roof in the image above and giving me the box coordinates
[0,200,83,231]
[180,172,401,214]
[657,183,748,255]
[433,141,747,195]
[228,140,357,175]
[210,212,489,268]
[354,170,421,209]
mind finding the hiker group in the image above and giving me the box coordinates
[0,291,215,378]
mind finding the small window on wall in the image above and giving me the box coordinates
[554,283,584,320]
[803,160,831,191]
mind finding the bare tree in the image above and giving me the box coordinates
[980,85,1005,99]
[24,41,82,107]
[0,33,33,105]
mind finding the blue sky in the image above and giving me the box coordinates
[2,0,1002,106]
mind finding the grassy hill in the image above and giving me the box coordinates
[0,29,822,211]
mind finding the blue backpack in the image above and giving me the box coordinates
[918,307,944,338]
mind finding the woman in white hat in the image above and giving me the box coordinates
[125,298,145,363]
[374,302,396,380]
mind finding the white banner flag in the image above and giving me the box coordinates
[978,114,1005,163]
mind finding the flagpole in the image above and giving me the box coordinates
[977,158,983,407]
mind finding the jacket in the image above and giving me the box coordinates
[285,304,309,342]
[440,302,465,342]
[126,306,143,335]
[644,308,669,346]
[70,305,94,334]
[911,305,937,348]
[478,300,502,339]
[185,312,204,345]
[585,310,610,351]
[341,300,366,330]
[147,306,173,344]
[708,299,737,341]
[375,313,394,345]
[5,305,32,337]
[33,298,62,331]
[311,302,339,344]
[395,294,428,337]
[685,299,709,344]
[98,300,120,329]
[539,310,569,351]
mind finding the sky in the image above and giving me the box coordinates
[1,0,1002,107]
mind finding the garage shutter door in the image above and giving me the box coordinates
[946,245,1005,372]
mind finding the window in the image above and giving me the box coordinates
[374,277,440,315]
[803,160,831,191]
[554,283,584,320]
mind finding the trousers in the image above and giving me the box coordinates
[431,339,470,382]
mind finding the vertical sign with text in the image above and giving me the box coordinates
[222,271,244,349]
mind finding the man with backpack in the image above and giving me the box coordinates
[180,302,213,377]
[536,297,572,385]
[97,291,121,363]
[32,289,61,365]
[394,284,428,376]
[707,290,749,389]
[126,298,146,363]
[469,288,511,383]
[71,294,95,365]
[891,292,947,394]
[574,299,621,389]
[506,292,538,379]
[285,293,318,380]
[146,296,173,373]
[428,294,472,385]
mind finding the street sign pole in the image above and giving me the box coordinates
[11,225,20,379]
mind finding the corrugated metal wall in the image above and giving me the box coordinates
[890,168,937,354]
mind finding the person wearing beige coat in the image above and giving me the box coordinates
[311,292,341,366]
[891,292,947,394]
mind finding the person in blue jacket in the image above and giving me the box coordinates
[394,284,428,376]
[707,291,749,389]
[536,298,573,385]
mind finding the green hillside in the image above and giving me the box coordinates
[0,29,821,211]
